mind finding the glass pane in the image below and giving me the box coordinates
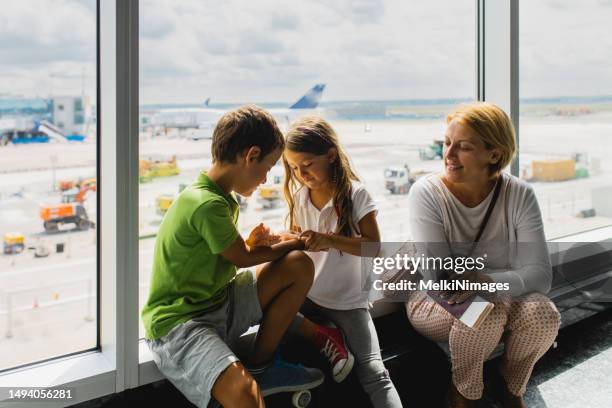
[520,1,612,239]
[139,0,475,338]
[0,0,98,371]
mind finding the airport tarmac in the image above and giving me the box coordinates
[1,116,612,370]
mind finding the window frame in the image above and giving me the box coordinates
[1,1,611,406]
[0,0,140,404]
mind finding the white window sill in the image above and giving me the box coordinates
[549,225,612,264]
[552,225,612,243]
[0,351,115,406]
[138,340,164,385]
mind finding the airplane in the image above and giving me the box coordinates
[143,84,327,135]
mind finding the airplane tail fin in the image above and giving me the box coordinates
[289,84,326,109]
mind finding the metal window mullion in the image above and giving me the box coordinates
[99,0,140,393]
[510,0,519,176]
[482,0,519,176]
[477,0,485,101]
[117,0,140,392]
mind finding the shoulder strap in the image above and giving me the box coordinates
[468,177,502,256]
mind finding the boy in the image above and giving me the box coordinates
[142,105,323,408]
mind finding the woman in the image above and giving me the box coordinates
[406,102,560,408]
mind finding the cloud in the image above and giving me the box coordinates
[0,0,95,66]
[134,0,478,103]
[348,0,386,24]
[2,0,612,104]
[236,31,285,55]
[268,12,301,31]
[520,0,612,97]
[140,11,175,39]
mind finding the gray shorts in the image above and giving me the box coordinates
[146,270,262,408]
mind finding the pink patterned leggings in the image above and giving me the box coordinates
[406,291,560,400]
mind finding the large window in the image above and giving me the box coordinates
[0,1,98,371]
[0,2,610,405]
[519,0,612,239]
[138,0,476,337]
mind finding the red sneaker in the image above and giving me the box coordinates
[314,325,355,382]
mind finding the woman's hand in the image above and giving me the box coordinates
[245,223,280,247]
[299,230,332,252]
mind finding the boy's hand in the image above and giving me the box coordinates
[278,231,301,242]
[246,223,281,247]
[300,230,332,252]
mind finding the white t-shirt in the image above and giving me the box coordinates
[407,172,552,297]
[293,182,377,310]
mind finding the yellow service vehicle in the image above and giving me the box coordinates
[3,233,25,255]
[257,164,284,209]
[156,194,175,216]
[258,184,282,209]
[139,155,180,183]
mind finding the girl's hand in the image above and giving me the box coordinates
[300,230,332,252]
[246,223,280,247]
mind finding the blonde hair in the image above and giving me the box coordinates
[283,116,359,237]
[446,102,516,174]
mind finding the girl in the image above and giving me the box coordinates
[282,116,403,408]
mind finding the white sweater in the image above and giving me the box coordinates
[407,172,552,297]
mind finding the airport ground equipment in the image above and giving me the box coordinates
[418,139,444,160]
[532,159,576,182]
[3,233,25,255]
[34,241,51,258]
[257,166,284,209]
[58,177,96,192]
[139,155,180,183]
[40,182,96,232]
[155,184,191,216]
[0,120,85,145]
[156,194,175,216]
[258,184,283,209]
[384,165,415,195]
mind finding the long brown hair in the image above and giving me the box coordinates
[283,116,360,237]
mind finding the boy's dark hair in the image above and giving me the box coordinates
[211,105,285,163]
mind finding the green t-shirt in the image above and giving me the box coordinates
[141,172,240,340]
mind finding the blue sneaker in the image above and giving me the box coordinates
[251,354,324,397]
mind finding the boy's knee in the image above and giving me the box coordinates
[225,376,261,408]
[284,250,315,280]
[213,363,261,408]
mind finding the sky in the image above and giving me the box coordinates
[0,0,611,105]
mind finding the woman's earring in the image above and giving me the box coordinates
[332,164,338,184]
